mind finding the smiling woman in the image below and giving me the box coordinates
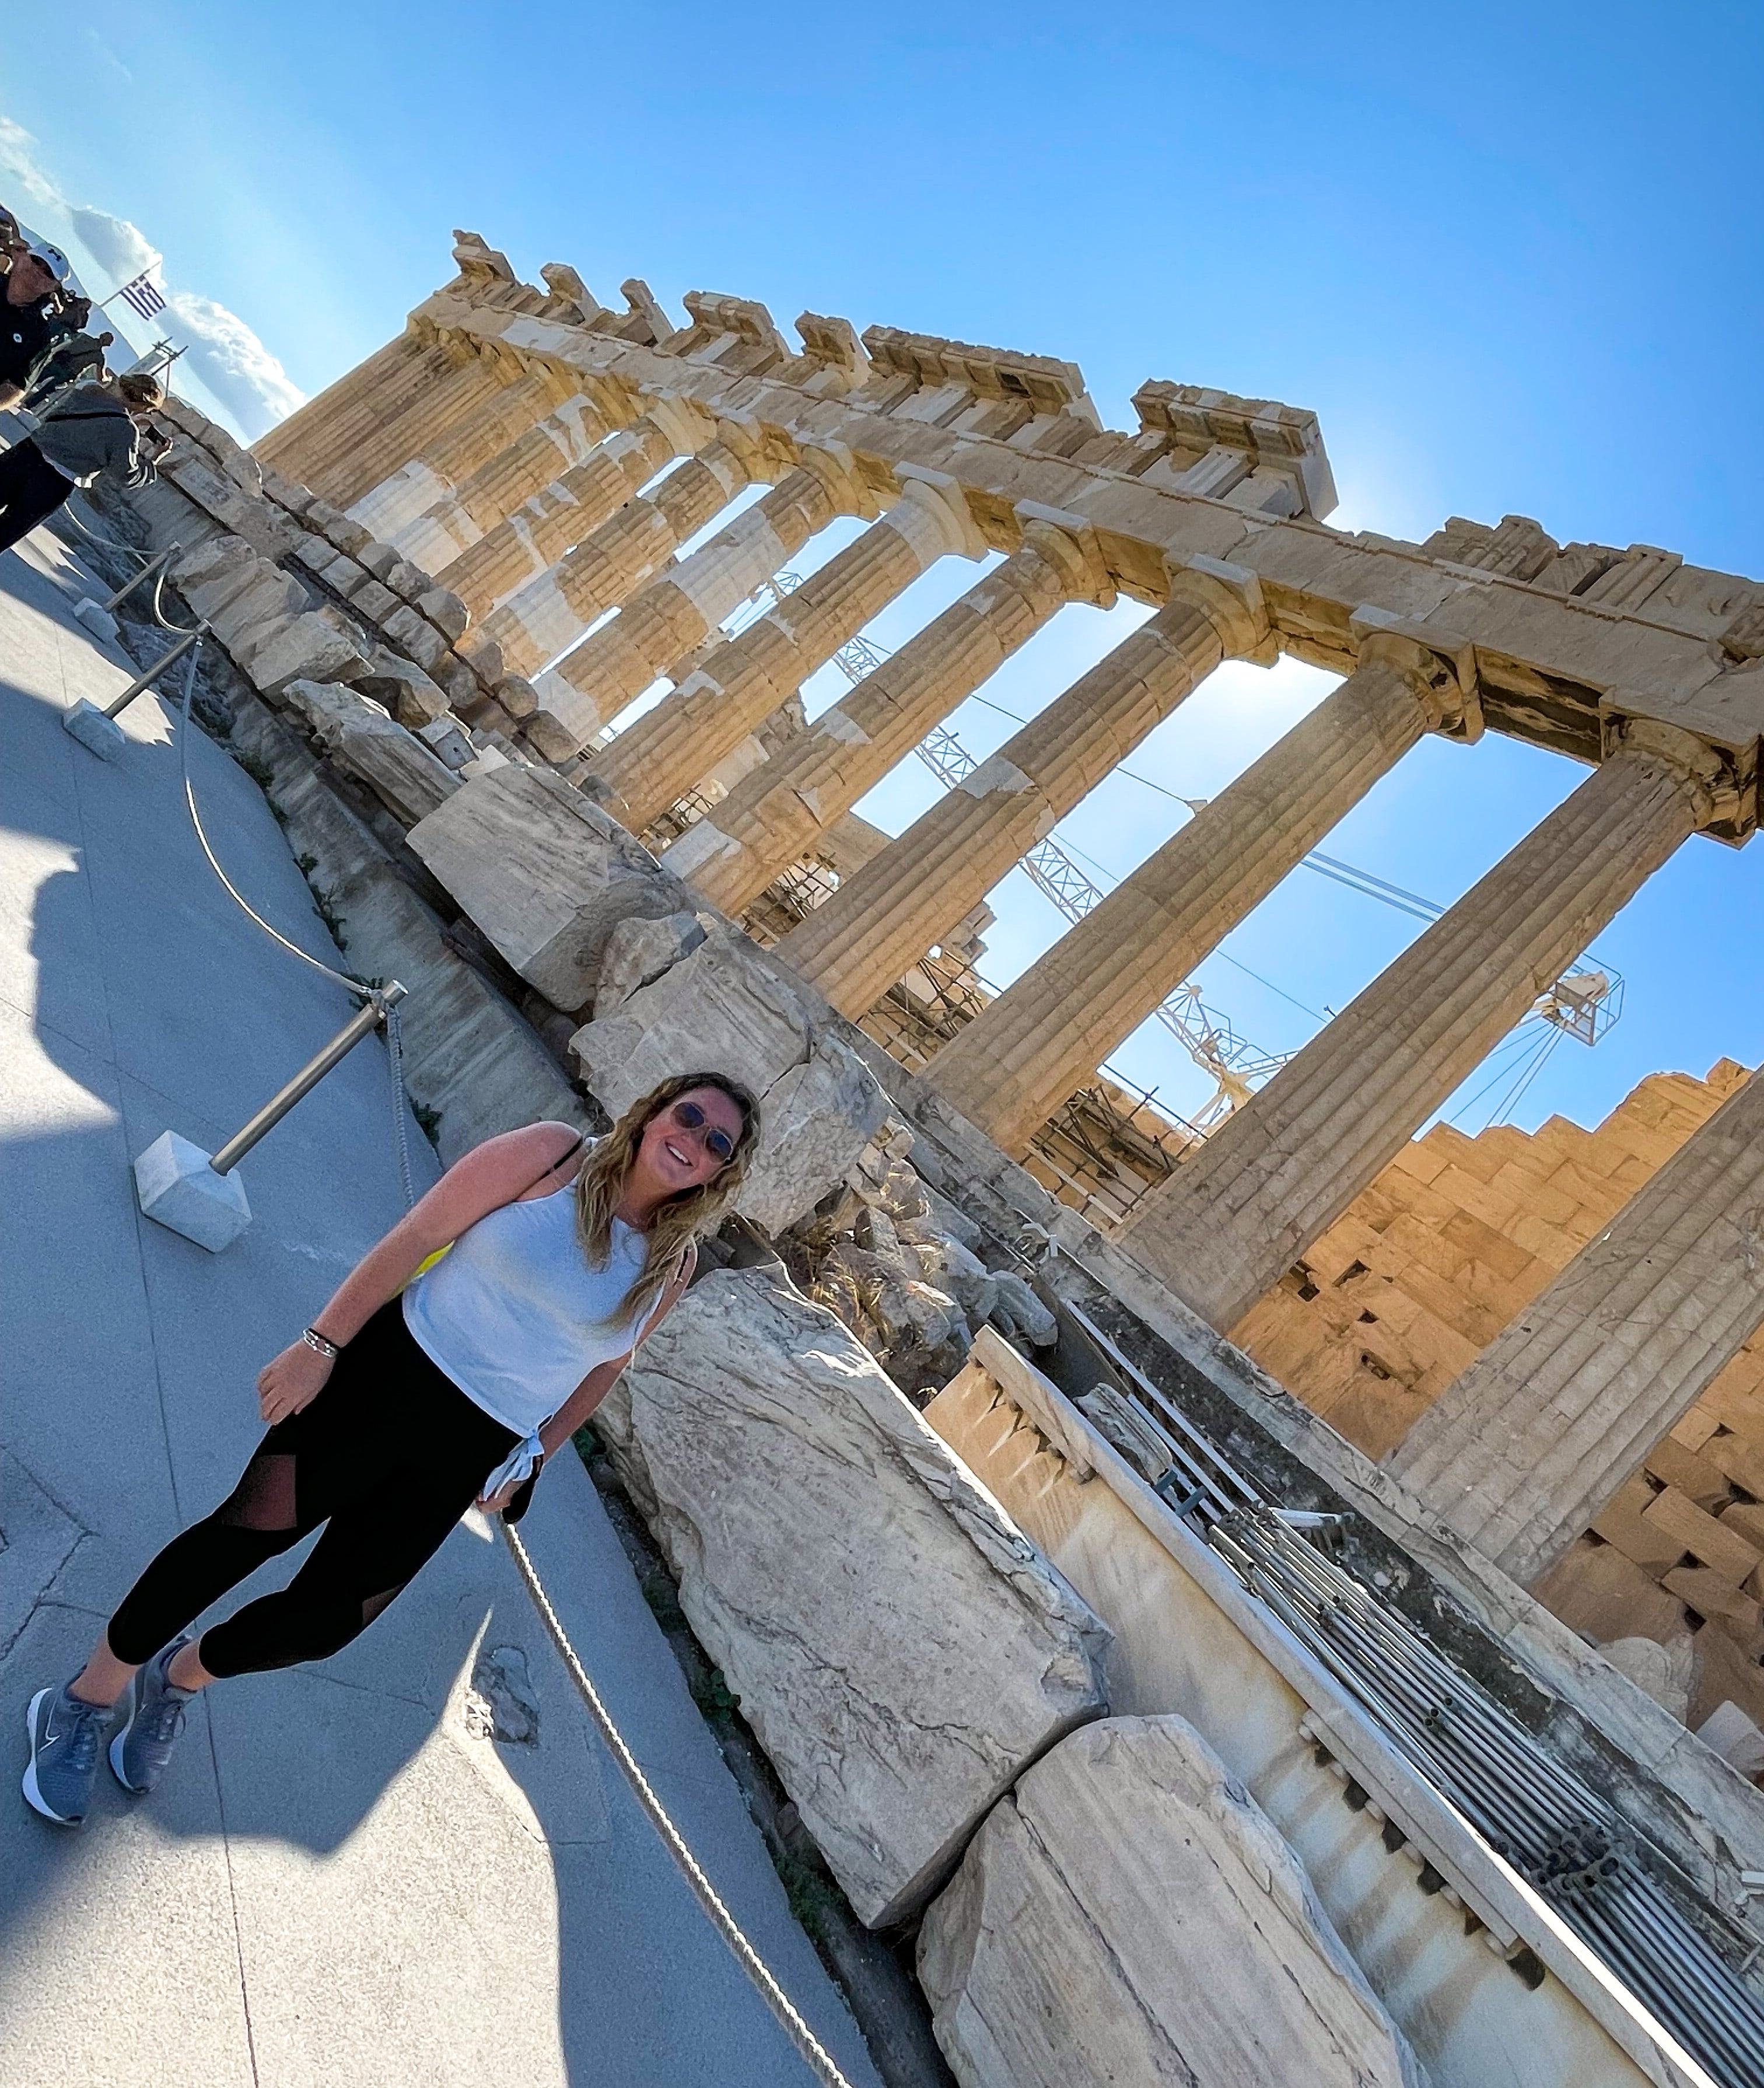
[20,1075,760,1829]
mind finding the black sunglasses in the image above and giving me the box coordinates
[671,1099,737,1165]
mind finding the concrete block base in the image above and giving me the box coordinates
[72,598,120,643]
[62,698,125,761]
[132,1130,252,1251]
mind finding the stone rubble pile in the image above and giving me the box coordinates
[780,1148,1058,1397]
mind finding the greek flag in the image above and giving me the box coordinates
[117,270,167,321]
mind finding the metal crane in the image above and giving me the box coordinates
[716,573,1622,1131]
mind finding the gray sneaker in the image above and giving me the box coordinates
[109,1636,198,1795]
[22,1683,111,1825]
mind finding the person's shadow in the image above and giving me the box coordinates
[0,605,868,2085]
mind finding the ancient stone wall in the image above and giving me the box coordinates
[1233,1059,1764,1764]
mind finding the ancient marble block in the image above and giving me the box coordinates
[592,910,708,1016]
[918,1714,1423,2088]
[282,680,460,827]
[596,1268,1111,1925]
[569,929,823,1121]
[406,765,695,1012]
[735,1033,894,1235]
[235,611,370,700]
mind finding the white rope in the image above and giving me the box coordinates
[501,1522,859,2088]
[176,656,370,999]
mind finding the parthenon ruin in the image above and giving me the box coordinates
[59,225,1764,2085]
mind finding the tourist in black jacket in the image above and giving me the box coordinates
[0,371,170,555]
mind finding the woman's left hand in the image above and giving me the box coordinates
[475,1476,522,1515]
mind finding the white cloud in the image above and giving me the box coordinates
[164,290,305,432]
[0,114,303,440]
[66,202,160,286]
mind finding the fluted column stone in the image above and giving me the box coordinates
[384,389,617,577]
[433,403,704,621]
[345,367,579,546]
[778,561,1269,1020]
[524,446,868,761]
[665,512,1114,918]
[1118,723,1721,1334]
[588,470,985,830]
[252,331,449,487]
[928,635,1460,1156]
[1388,1060,1764,1587]
[478,418,760,681]
[310,348,516,510]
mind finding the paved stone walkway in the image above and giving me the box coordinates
[0,517,880,2088]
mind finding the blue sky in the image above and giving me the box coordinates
[4,2,1760,1135]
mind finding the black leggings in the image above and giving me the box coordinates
[0,438,74,554]
[108,1301,518,1679]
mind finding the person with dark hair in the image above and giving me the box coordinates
[22,1075,761,1827]
[0,368,170,555]
[0,223,75,411]
[23,326,116,409]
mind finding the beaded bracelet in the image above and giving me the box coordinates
[301,1325,340,1360]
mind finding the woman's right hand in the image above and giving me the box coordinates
[257,1342,334,1425]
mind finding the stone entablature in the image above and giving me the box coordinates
[402,235,1759,838]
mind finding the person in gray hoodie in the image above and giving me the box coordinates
[0,369,169,555]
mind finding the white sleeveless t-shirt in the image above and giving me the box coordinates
[402,1181,652,1436]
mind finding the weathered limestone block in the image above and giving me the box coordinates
[736,1033,895,1234]
[416,585,470,641]
[569,929,822,1120]
[172,534,268,619]
[596,1268,1111,1924]
[354,646,452,726]
[918,1715,1422,2088]
[235,610,371,701]
[593,909,708,1015]
[202,566,311,653]
[407,766,696,1012]
[282,679,460,827]
[381,603,452,674]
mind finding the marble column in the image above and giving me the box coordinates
[383,389,618,579]
[523,446,867,761]
[587,470,984,831]
[928,636,1459,1157]
[344,367,578,545]
[777,562,1269,1019]
[664,512,1112,917]
[1388,1061,1764,1587]
[432,403,704,621]
[1118,725,1720,1334]
[251,331,447,487]
[307,348,517,511]
[477,417,760,681]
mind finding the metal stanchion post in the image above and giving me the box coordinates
[63,625,207,760]
[133,983,409,1251]
[73,541,180,642]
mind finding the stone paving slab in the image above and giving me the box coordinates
[0,521,880,2088]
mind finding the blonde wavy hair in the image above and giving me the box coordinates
[575,1071,761,1327]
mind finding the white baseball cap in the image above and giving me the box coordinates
[21,239,71,285]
